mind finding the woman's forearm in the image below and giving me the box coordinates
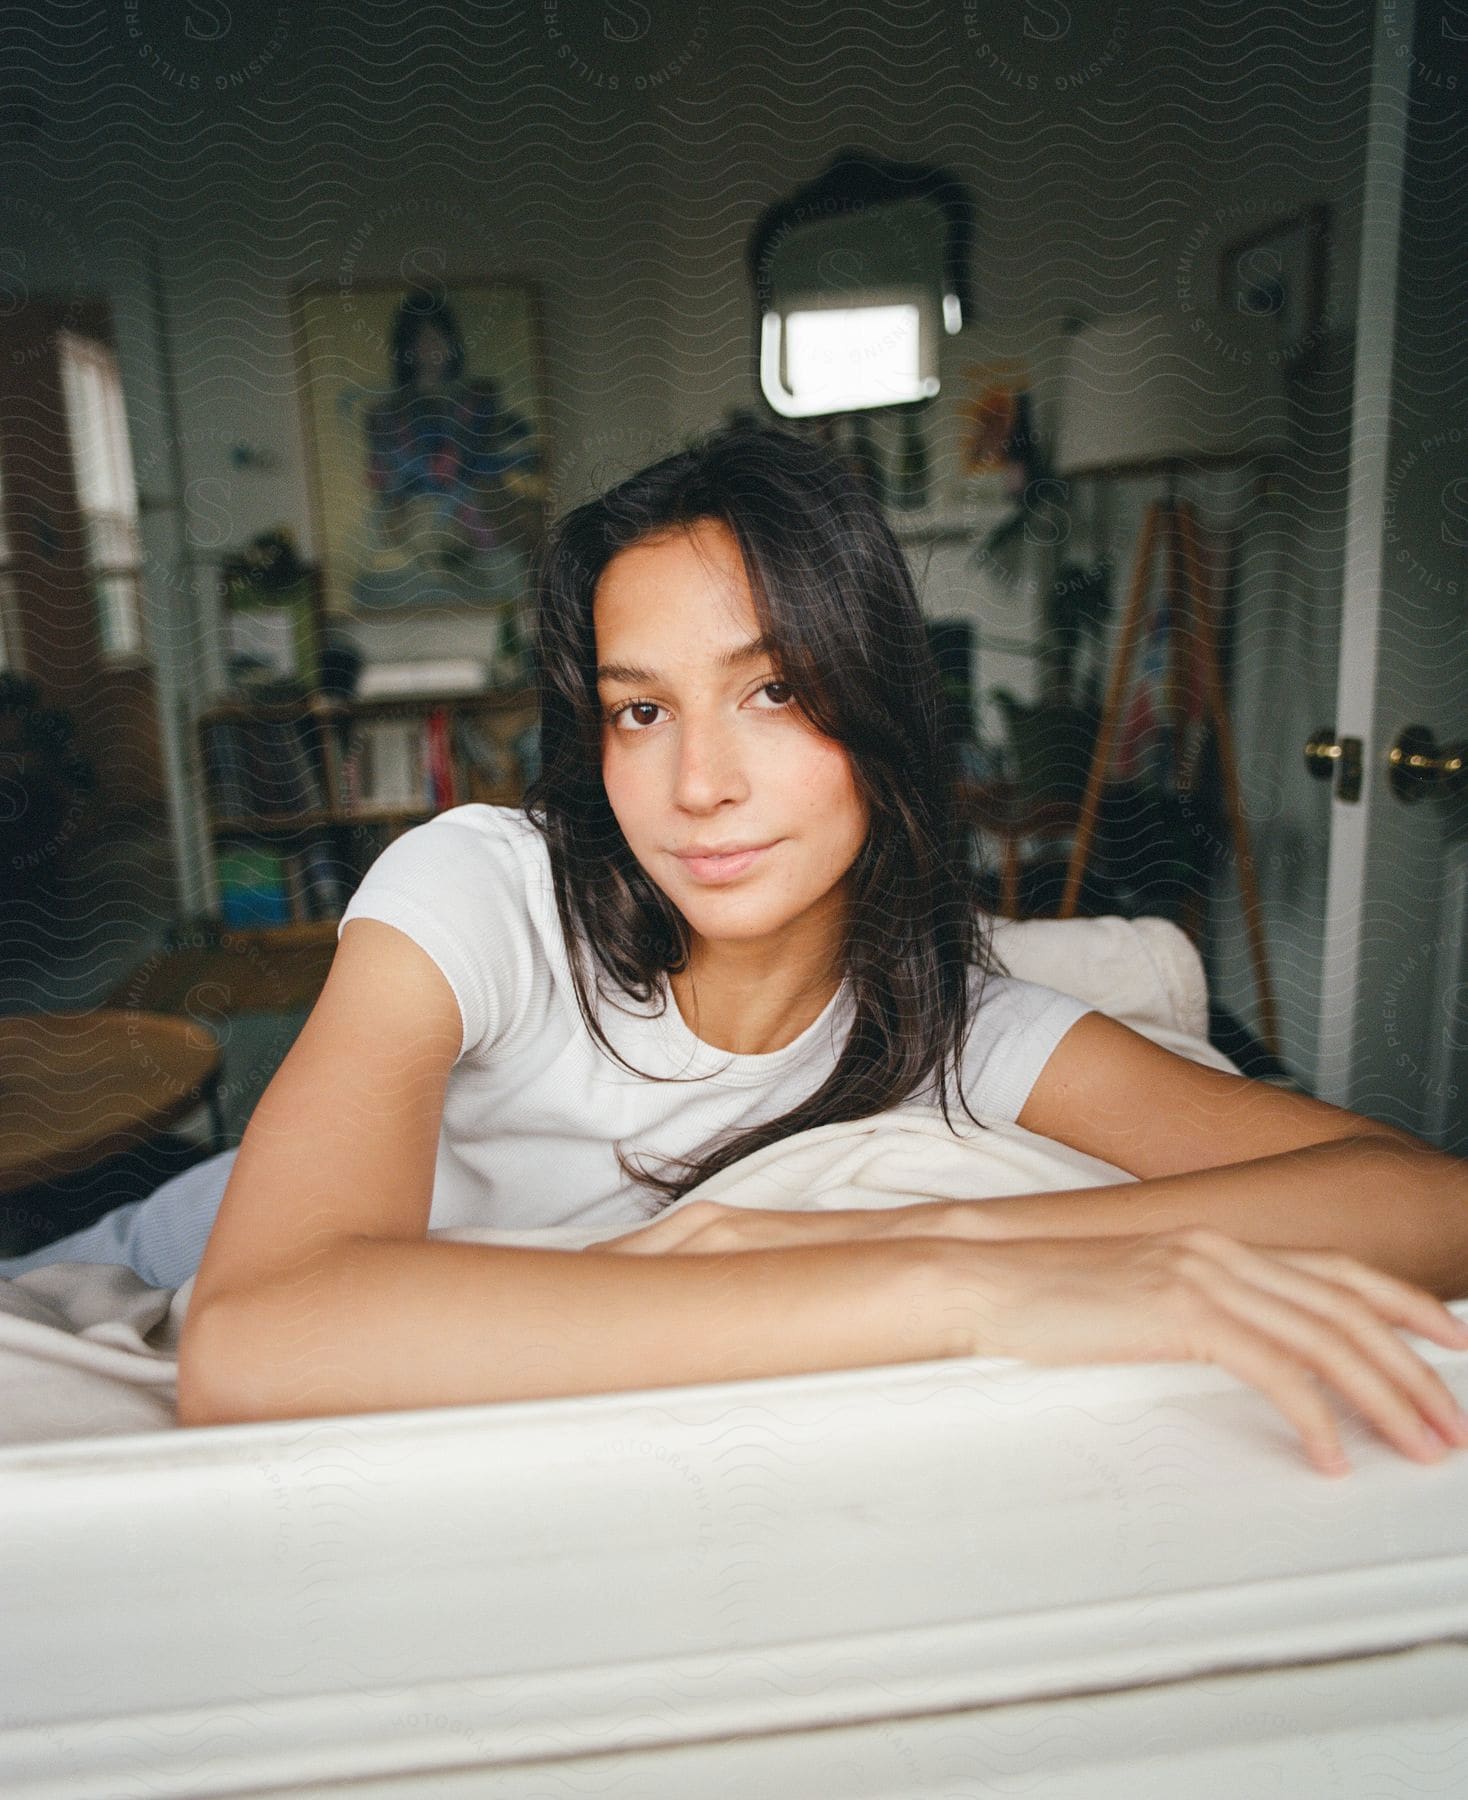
[177,1231,956,1427]
[964,1134,1468,1299]
[176,1194,1468,1476]
[602,1134,1468,1300]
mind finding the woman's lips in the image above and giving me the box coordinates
[674,842,777,883]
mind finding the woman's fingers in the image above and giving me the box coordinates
[970,1230,1468,1476]
[595,1199,726,1255]
[1200,1244,1468,1450]
[600,1205,903,1257]
[1186,1260,1460,1467]
[1274,1247,1468,1353]
[1184,1308,1360,1475]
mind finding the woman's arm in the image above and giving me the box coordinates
[182,1211,1468,1479]
[995,1013,1468,1298]
[180,935,1468,1476]
[180,923,955,1427]
[943,1133,1468,1297]
[609,1016,1468,1300]
[180,1232,947,1426]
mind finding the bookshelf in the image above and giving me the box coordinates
[195,686,538,931]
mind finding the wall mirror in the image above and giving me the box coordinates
[747,150,975,417]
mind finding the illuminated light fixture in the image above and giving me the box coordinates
[759,288,941,418]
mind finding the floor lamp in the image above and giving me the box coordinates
[1052,314,1289,1059]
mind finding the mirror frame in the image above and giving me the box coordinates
[745,148,976,417]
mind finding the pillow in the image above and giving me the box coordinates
[989,913,1239,1075]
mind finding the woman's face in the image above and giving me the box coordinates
[594,518,869,965]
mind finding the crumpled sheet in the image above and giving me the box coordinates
[0,1109,1133,1449]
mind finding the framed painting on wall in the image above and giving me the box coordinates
[291,280,550,619]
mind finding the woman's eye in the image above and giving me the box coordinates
[607,682,794,731]
[609,700,664,730]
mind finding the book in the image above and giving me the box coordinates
[199,721,251,818]
[282,850,311,922]
[204,714,326,818]
[357,718,425,809]
[216,844,290,928]
[424,707,459,809]
[452,714,511,786]
[257,716,325,814]
[339,724,365,811]
[298,834,355,917]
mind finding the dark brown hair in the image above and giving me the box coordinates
[521,423,998,1214]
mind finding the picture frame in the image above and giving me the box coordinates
[290,280,550,619]
[957,358,1032,476]
[1219,203,1331,367]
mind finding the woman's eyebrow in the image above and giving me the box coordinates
[595,633,778,687]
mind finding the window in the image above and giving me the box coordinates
[57,330,146,661]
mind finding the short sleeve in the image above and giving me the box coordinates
[336,811,529,1064]
[959,973,1094,1123]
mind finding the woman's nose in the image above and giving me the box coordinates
[672,711,749,809]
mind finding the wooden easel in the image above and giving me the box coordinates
[1058,496,1281,1059]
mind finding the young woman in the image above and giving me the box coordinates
[20,427,1468,1471]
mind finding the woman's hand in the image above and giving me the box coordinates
[942,1225,1468,1476]
[597,1205,1468,1475]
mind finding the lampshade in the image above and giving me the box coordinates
[1054,312,1291,478]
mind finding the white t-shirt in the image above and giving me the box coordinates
[336,805,1093,1233]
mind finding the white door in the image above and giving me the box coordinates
[1317,0,1468,1153]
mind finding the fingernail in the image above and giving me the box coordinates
[1417,1424,1449,1459]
